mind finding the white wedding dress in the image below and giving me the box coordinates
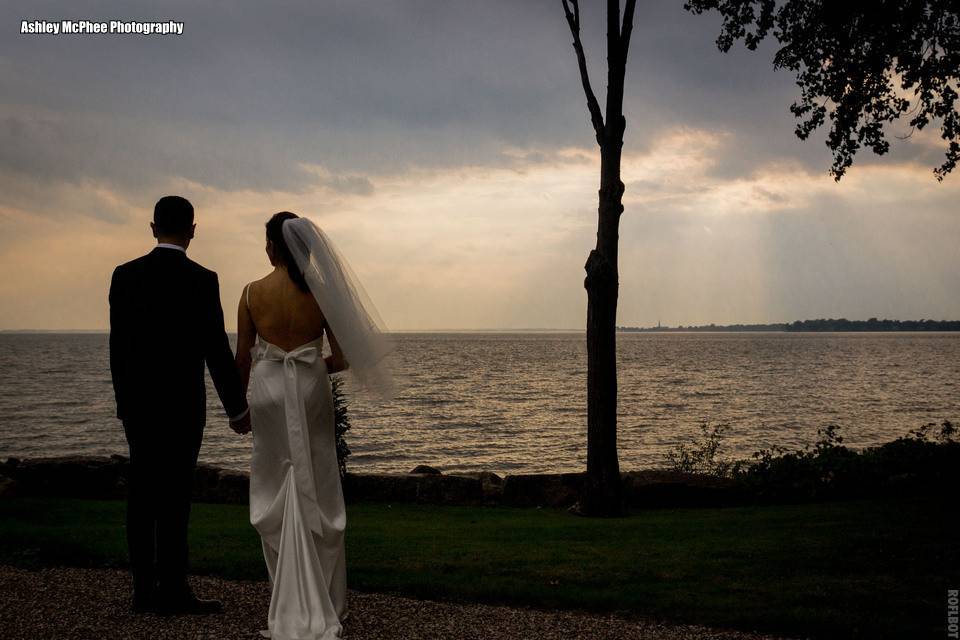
[246,216,393,640]
[249,333,347,640]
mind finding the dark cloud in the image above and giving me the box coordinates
[0,0,946,208]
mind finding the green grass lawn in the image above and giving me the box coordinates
[0,496,955,639]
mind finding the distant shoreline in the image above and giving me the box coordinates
[619,318,960,332]
[3,318,960,334]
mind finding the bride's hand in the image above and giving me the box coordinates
[230,412,252,435]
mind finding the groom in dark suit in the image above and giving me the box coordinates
[109,195,251,615]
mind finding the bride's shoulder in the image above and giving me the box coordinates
[244,274,272,301]
[249,273,275,288]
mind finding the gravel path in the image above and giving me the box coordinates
[0,565,793,640]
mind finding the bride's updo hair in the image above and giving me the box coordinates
[266,211,310,293]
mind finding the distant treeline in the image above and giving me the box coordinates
[619,318,960,332]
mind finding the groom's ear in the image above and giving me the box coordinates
[188,223,196,239]
[150,221,158,239]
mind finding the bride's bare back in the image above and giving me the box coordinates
[235,266,347,396]
[244,269,326,351]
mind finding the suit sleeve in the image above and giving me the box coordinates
[108,267,130,420]
[204,272,248,419]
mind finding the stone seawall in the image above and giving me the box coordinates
[0,456,744,509]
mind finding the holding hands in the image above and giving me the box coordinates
[230,410,252,435]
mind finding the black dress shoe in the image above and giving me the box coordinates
[156,591,223,615]
[131,592,158,614]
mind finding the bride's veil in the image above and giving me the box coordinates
[282,217,395,399]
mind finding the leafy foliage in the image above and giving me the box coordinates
[685,0,960,180]
[665,422,735,476]
[331,375,351,478]
[665,420,959,502]
[735,424,864,500]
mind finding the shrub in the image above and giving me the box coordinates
[664,420,959,504]
[664,423,735,476]
[732,425,867,501]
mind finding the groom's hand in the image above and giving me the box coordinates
[230,412,252,435]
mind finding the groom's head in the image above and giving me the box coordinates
[151,195,196,248]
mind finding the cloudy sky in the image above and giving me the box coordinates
[2,0,958,331]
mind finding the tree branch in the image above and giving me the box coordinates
[562,0,605,145]
[607,0,621,65]
[620,0,637,62]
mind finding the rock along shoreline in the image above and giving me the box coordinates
[0,456,744,509]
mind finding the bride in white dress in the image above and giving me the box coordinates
[235,212,393,640]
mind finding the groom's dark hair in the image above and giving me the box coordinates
[154,196,194,235]
[266,211,310,293]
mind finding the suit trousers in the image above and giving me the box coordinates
[122,419,203,597]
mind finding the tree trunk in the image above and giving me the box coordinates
[562,0,634,516]
[580,121,625,516]
[580,0,627,516]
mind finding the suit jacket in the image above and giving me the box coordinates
[109,246,247,427]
